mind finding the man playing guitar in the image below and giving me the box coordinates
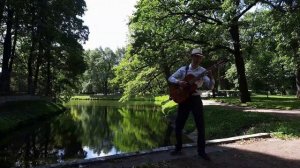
[168,48,215,161]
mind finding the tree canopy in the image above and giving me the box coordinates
[1,0,299,101]
[112,0,300,101]
[0,0,88,99]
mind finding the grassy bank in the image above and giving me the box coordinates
[156,95,300,139]
[0,100,65,134]
[70,94,157,101]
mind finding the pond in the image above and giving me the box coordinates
[0,100,191,168]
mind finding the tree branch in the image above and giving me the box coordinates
[235,1,260,20]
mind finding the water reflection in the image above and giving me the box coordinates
[0,100,173,167]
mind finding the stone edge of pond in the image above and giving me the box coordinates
[39,133,270,168]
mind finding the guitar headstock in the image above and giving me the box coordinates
[208,58,228,70]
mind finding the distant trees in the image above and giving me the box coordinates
[82,47,124,95]
[0,0,88,98]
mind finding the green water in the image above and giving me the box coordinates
[0,100,176,168]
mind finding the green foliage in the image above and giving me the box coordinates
[112,46,170,102]
[113,0,300,101]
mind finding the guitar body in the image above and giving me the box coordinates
[169,74,198,103]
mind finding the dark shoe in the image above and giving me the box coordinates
[198,153,211,161]
[170,150,182,156]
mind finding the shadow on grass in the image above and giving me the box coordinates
[183,105,300,139]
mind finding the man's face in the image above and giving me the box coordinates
[191,54,204,65]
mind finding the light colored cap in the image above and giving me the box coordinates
[191,48,204,56]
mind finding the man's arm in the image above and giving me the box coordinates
[168,67,184,84]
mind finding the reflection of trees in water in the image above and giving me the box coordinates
[76,105,115,155]
[0,113,86,168]
[110,106,168,152]
[51,112,86,160]
[0,101,169,167]
[71,102,168,154]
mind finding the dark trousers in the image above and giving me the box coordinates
[175,95,206,154]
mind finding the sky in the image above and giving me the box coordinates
[82,0,138,51]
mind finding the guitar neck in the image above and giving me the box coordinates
[196,70,208,80]
[187,59,227,85]
[187,70,208,85]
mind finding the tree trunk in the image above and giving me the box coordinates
[45,49,52,97]
[8,16,19,92]
[229,23,251,103]
[104,78,108,95]
[28,41,35,95]
[296,68,300,98]
[0,0,5,24]
[33,39,44,94]
[162,64,171,83]
[28,5,37,95]
[0,8,13,95]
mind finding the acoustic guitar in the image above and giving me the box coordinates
[169,59,227,103]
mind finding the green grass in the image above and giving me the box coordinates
[70,94,157,101]
[156,95,300,139]
[185,106,300,139]
[0,100,65,134]
[204,106,300,139]
[213,94,300,110]
[71,94,121,100]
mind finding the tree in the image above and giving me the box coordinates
[156,0,259,102]
[82,47,121,95]
[266,1,300,98]
[113,0,197,101]
[0,0,24,94]
[0,0,89,99]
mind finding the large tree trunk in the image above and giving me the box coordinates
[0,8,13,95]
[229,23,251,103]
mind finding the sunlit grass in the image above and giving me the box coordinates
[213,94,300,110]
[70,94,158,101]
[156,96,300,139]
[186,106,300,139]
